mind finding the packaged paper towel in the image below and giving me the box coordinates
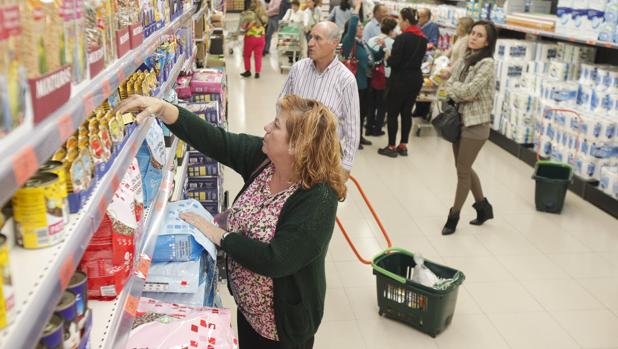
[588,0,609,33]
[599,166,618,198]
[557,0,574,32]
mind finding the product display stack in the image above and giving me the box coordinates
[0,1,239,348]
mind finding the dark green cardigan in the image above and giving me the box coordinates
[167,106,339,347]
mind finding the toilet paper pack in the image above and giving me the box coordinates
[557,0,575,33]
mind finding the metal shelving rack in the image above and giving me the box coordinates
[0,9,196,349]
[0,7,194,208]
[89,137,179,349]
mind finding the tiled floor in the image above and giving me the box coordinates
[217,26,618,349]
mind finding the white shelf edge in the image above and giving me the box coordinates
[0,5,196,208]
[494,23,618,49]
[0,117,154,349]
[0,24,192,349]
[172,149,190,201]
[90,136,179,349]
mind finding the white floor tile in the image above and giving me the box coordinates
[551,309,618,348]
[523,279,605,311]
[314,320,368,349]
[578,277,618,315]
[441,256,515,283]
[434,314,510,349]
[548,253,618,279]
[466,281,543,314]
[496,254,571,280]
[489,312,580,349]
[322,288,356,322]
[357,317,440,349]
[344,286,381,321]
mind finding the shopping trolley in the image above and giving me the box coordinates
[338,175,465,337]
[277,22,304,73]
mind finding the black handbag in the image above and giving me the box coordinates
[432,101,462,143]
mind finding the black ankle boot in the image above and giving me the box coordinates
[441,209,460,236]
[470,198,494,225]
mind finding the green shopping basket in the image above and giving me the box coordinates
[338,177,466,337]
[533,108,580,214]
[371,248,465,337]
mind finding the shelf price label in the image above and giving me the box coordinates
[57,114,74,140]
[12,146,38,186]
[135,254,152,279]
[102,79,113,98]
[59,255,75,289]
[111,174,121,192]
[84,93,95,114]
[125,294,139,317]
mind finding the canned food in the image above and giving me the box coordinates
[40,161,70,225]
[38,315,64,349]
[0,234,15,329]
[12,173,65,248]
[67,271,87,318]
[55,292,79,349]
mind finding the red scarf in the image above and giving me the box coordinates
[402,25,426,39]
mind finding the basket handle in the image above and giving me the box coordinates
[336,175,393,265]
[370,247,413,284]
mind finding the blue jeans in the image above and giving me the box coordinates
[264,17,279,54]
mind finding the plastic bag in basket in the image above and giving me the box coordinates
[128,297,238,349]
[411,254,439,287]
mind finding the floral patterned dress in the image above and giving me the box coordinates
[227,164,298,341]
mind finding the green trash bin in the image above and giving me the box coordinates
[371,248,465,337]
[532,160,573,214]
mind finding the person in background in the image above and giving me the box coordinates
[377,7,426,158]
[303,0,322,41]
[328,0,353,33]
[281,0,305,23]
[263,0,283,56]
[444,16,474,66]
[362,3,388,43]
[342,1,372,149]
[240,0,269,79]
[411,7,441,121]
[365,17,397,136]
[114,94,346,349]
[418,8,440,46]
[279,21,360,173]
[439,20,497,235]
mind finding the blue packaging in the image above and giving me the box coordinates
[152,234,204,263]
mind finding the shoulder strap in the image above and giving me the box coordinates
[249,158,271,179]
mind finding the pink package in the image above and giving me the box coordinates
[127,298,238,349]
[190,69,225,94]
[176,74,193,100]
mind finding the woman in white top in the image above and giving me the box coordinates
[328,0,353,32]
[281,0,305,24]
[303,0,322,34]
[444,16,474,66]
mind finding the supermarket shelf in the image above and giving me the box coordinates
[437,22,457,30]
[89,136,179,349]
[193,2,210,21]
[182,46,198,72]
[0,117,154,349]
[0,6,196,208]
[0,48,189,349]
[172,150,189,201]
[495,23,618,49]
[488,129,618,219]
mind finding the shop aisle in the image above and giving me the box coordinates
[218,43,618,349]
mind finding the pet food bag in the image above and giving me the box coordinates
[80,159,143,300]
[136,121,165,207]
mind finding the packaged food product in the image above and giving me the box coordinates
[128,298,238,349]
[39,160,70,225]
[0,233,15,329]
[80,159,142,300]
[54,291,79,349]
[12,173,65,248]
[136,122,165,207]
[38,314,64,349]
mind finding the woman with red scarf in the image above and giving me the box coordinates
[378,7,428,158]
